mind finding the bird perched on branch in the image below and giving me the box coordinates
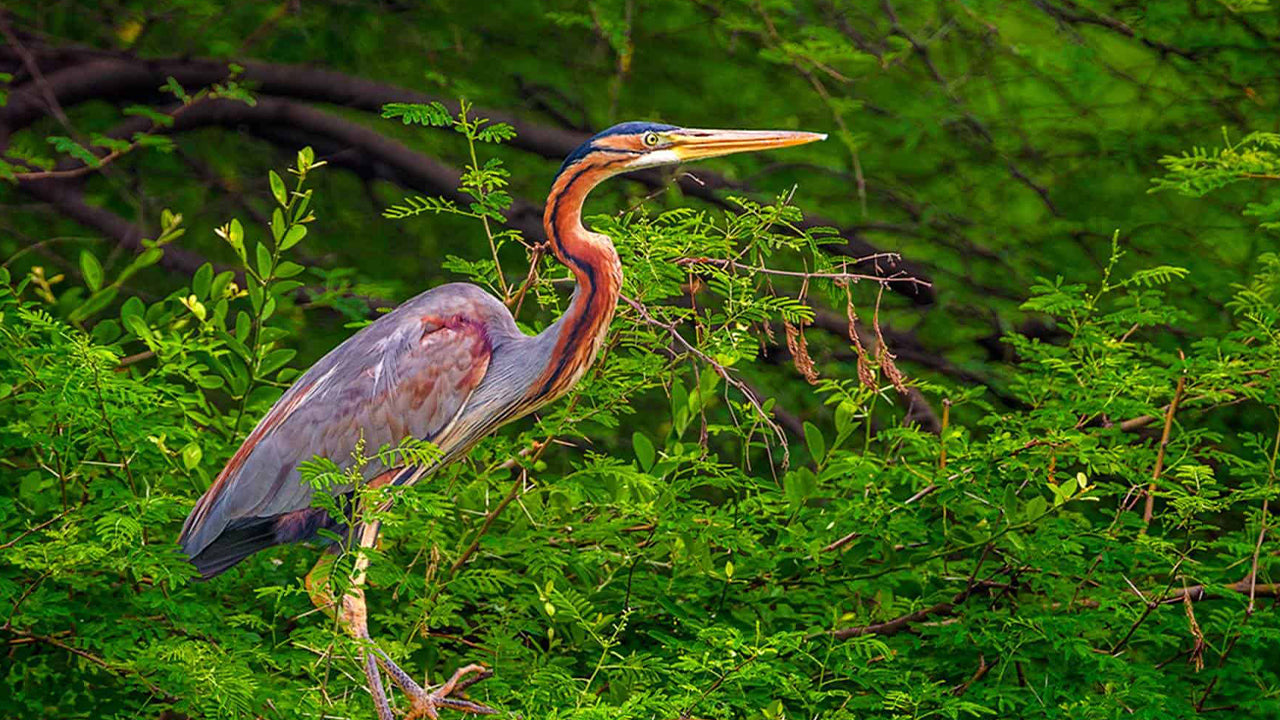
[178,121,825,719]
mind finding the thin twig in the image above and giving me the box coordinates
[620,294,789,466]
[1119,377,1265,433]
[939,399,951,470]
[446,469,526,578]
[1109,556,1185,655]
[676,255,930,289]
[0,508,72,550]
[680,650,761,718]
[506,242,545,316]
[1142,360,1186,525]
[1247,417,1280,617]
[2,627,178,703]
[0,19,79,136]
[822,531,862,553]
[952,654,996,696]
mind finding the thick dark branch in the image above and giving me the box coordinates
[1161,580,1280,605]
[1031,0,1199,61]
[84,96,546,242]
[0,49,933,303]
[829,579,1004,639]
[18,177,209,276]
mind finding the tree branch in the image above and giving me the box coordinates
[0,48,934,302]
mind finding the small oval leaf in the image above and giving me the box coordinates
[79,251,103,292]
[633,432,656,472]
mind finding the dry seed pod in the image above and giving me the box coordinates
[846,295,878,390]
[878,345,909,395]
[783,319,820,384]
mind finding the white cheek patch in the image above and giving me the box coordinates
[626,149,682,169]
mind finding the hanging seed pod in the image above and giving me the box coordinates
[846,289,878,391]
[878,345,908,395]
[870,285,909,395]
[783,318,819,384]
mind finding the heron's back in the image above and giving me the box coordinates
[178,282,533,578]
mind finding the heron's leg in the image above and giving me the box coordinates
[305,532,394,720]
[305,496,496,718]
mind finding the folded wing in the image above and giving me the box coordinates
[179,285,499,574]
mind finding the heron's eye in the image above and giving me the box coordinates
[642,132,660,148]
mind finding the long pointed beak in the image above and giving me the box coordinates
[670,128,827,161]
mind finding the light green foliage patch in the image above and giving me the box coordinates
[2,2,1280,718]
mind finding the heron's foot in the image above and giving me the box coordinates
[402,664,496,720]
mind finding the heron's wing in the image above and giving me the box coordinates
[179,286,499,559]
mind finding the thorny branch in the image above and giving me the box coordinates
[1,627,179,705]
[0,48,933,301]
[621,293,790,467]
[1142,362,1186,525]
[676,254,931,290]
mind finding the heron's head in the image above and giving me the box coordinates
[556,121,827,179]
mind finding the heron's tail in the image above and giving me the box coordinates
[186,518,281,579]
[185,508,338,579]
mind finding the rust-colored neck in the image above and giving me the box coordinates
[532,162,624,402]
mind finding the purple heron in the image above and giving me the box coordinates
[179,122,825,719]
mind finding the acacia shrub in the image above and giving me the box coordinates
[1,113,1278,719]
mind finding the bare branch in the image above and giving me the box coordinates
[0,49,934,303]
[620,294,790,467]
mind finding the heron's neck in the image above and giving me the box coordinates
[532,164,623,403]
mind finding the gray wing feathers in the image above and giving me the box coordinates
[179,283,508,558]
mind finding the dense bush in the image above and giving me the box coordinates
[3,104,1279,718]
[3,2,1280,718]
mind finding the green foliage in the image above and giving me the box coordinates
[4,103,1280,719]
[4,1,1280,718]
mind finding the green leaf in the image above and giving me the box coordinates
[247,384,283,408]
[195,375,225,390]
[91,319,121,344]
[275,261,306,278]
[247,280,263,312]
[258,348,296,376]
[223,218,246,261]
[633,432,655,472]
[234,311,252,343]
[181,442,202,470]
[132,248,164,272]
[161,76,190,103]
[293,190,313,222]
[785,467,817,506]
[123,314,150,340]
[297,146,315,173]
[1024,495,1048,521]
[255,242,273,279]
[381,101,451,126]
[70,287,117,322]
[280,224,307,251]
[47,135,99,167]
[269,170,288,207]
[123,104,175,127]
[671,381,690,437]
[210,270,235,300]
[1002,484,1019,520]
[803,421,826,464]
[224,354,250,395]
[834,400,856,438]
[271,208,285,242]
[192,263,213,299]
[79,251,103,292]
